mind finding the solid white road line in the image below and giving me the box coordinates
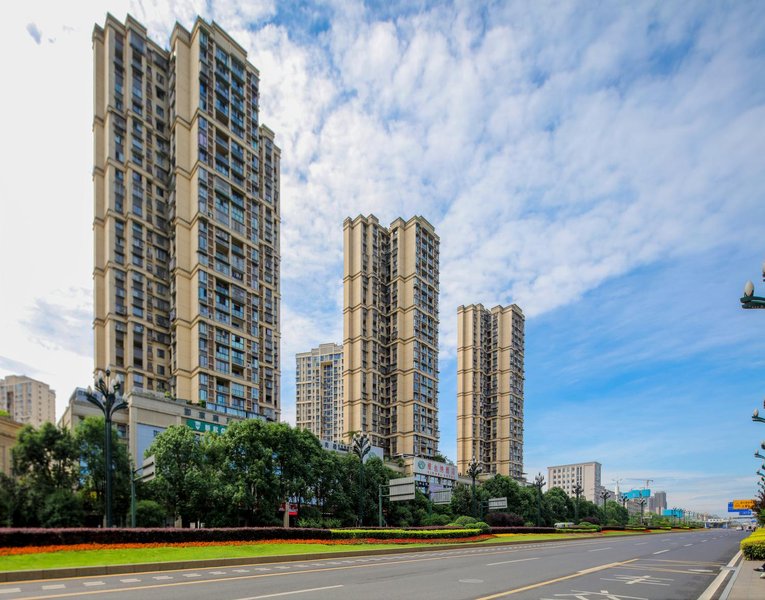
[235,584,344,600]
[588,547,612,552]
[486,557,541,566]
[653,549,670,555]
[698,550,741,600]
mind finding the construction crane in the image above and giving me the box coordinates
[625,478,654,491]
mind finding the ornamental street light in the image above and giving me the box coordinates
[467,455,482,518]
[740,262,765,309]
[619,493,629,508]
[573,483,583,524]
[84,369,127,528]
[637,497,648,525]
[754,406,765,424]
[599,489,611,524]
[534,473,545,527]
[352,432,372,526]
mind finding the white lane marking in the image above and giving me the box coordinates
[588,547,612,552]
[273,565,290,570]
[0,589,21,595]
[254,568,271,571]
[684,543,693,547]
[233,569,251,573]
[602,574,673,586]
[702,539,708,543]
[689,569,715,573]
[698,550,741,600]
[234,584,343,599]
[42,585,66,590]
[120,578,141,583]
[653,549,670,555]
[83,581,105,586]
[152,575,173,580]
[634,542,648,545]
[211,571,227,575]
[183,573,201,578]
[486,557,540,566]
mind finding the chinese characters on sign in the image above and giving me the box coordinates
[413,458,458,481]
[186,418,227,435]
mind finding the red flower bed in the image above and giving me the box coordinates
[0,535,493,557]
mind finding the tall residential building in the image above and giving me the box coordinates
[456,304,525,478]
[296,343,343,441]
[0,375,56,427]
[93,15,281,421]
[650,491,668,514]
[547,461,603,503]
[343,215,440,458]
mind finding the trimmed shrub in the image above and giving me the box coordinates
[580,516,600,526]
[486,512,524,527]
[473,521,490,533]
[741,529,765,560]
[330,528,484,540]
[489,526,556,534]
[0,527,334,548]
[453,516,477,526]
[625,525,647,531]
[422,514,452,526]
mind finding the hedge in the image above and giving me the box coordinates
[741,529,765,560]
[489,526,556,534]
[330,528,482,540]
[0,527,332,548]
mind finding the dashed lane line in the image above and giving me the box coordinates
[653,549,670,555]
[588,547,612,552]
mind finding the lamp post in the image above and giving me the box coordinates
[637,497,647,525]
[740,262,765,309]
[573,483,583,524]
[467,455,481,519]
[619,493,628,508]
[534,473,545,527]
[84,369,127,528]
[599,489,611,525]
[352,432,371,526]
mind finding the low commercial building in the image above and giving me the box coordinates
[59,388,264,466]
[547,461,602,503]
[0,415,24,475]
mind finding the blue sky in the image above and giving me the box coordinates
[1,0,764,516]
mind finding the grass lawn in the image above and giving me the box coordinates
[0,530,659,572]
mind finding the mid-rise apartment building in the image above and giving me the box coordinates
[343,215,439,458]
[295,343,343,441]
[0,375,56,427]
[650,491,668,514]
[547,461,602,503]
[456,304,525,478]
[92,15,280,421]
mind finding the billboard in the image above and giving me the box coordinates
[731,499,755,510]
[412,458,458,481]
[663,508,683,518]
[625,489,651,499]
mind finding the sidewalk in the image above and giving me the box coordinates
[725,559,765,600]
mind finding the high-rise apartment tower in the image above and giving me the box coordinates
[0,375,56,427]
[343,215,439,458]
[93,15,280,420]
[296,343,343,441]
[457,304,524,477]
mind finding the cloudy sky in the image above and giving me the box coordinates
[1,0,764,517]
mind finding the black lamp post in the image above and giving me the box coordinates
[740,262,765,309]
[534,473,545,526]
[467,455,482,519]
[637,497,647,525]
[352,432,371,526]
[84,369,127,528]
[599,489,611,525]
[573,483,583,524]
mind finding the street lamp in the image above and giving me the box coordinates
[467,455,482,519]
[637,497,647,525]
[619,493,629,508]
[534,473,545,527]
[573,483,583,524]
[352,432,371,526]
[599,489,611,525]
[754,407,765,424]
[740,261,765,309]
[84,369,127,528]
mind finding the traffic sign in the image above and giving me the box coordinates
[140,455,156,482]
[431,489,452,505]
[732,499,755,510]
[389,476,416,502]
[488,497,508,510]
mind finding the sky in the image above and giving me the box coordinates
[1,0,764,518]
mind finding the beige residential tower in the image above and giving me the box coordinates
[0,375,56,427]
[92,15,280,420]
[343,215,439,457]
[457,304,524,478]
[295,343,343,441]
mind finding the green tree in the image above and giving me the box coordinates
[0,473,25,527]
[602,500,629,526]
[544,487,573,524]
[75,416,131,525]
[12,423,80,526]
[135,499,167,527]
[146,425,211,526]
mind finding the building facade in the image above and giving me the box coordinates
[0,415,24,476]
[548,461,602,503]
[92,15,280,421]
[295,343,343,441]
[650,491,668,514]
[456,304,525,478]
[0,375,56,427]
[343,215,440,458]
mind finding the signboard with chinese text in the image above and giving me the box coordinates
[412,458,458,481]
[186,418,227,436]
[732,499,755,510]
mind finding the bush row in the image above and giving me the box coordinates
[0,527,332,548]
[489,526,556,534]
[331,528,483,540]
[741,529,765,560]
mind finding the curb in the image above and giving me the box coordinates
[0,529,695,583]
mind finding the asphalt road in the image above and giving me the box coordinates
[0,529,747,600]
